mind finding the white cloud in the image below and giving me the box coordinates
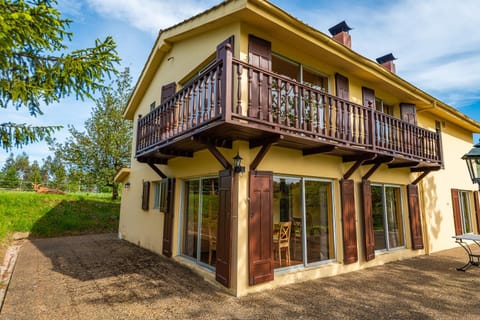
[85,0,219,35]
[287,0,480,105]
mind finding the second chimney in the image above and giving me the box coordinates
[376,53,397,73]
[328,21,352,49]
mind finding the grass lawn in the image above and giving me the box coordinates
[0,191,120,259]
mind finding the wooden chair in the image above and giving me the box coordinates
[292,218,302,260]
[273,221,292,266]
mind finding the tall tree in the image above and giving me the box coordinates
[0,153,20,188]
[52,69,133,199]
[0,0,120,150]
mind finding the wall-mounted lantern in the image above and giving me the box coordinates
[124,182,131,189]
[233,153,245,174]
[462,141,480,186]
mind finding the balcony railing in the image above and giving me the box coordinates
[136,43,443,165]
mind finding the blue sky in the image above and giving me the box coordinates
[2,0,480,166]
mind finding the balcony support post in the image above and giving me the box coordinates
[217,42,233,122]
[343,154,375,180]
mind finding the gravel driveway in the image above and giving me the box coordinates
[1,233,479,319]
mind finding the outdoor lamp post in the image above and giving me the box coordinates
[462,141,480,186]
[233,153,245,174]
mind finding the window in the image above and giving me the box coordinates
[181,177,219,268]
[272,176,335,269]
[375,97,393,116]
[153,182,161,209]
[272,54,329,91]
[453,190,474,234]
[371,184,405,251]
[459,191,473,233]
[152,180,169,211]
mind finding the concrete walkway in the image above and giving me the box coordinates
[1,233,480,319]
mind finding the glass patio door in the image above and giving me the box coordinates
[182,177,219,267]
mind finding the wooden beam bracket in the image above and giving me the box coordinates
[343,154,375,180]
[147,162,167,179]
[250,143,273,171]
[362,156,394,180]
[207,144,232,170]
[249,134,283,149]
[411,166,441,185]
[303,145,337,156]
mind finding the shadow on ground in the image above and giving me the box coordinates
[2,234,480,319]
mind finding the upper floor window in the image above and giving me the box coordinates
[375,97,393,116]
[272,54,329,92]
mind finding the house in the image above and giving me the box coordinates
[115,0,480,296]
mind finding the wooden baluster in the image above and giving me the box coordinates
[209,71,215,119]
[258,72,263,120]
[293,84,298,128]
[237,64,243,115]
[248,68,253,118]
[267,75,273,123]
[285,82,291,127]
[309,90,314,133]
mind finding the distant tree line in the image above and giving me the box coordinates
[0,69,133,199]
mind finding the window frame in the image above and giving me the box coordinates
[272,53,330,93]
[458,190,474,234]
[272,174,337,272]
[371,183,406,252]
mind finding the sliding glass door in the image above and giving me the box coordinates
[182,177,219,267]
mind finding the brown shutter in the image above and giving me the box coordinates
[451,189,462,236]
[162,178,175,257]
[249,170,274,285]
[407,184,424,249]
[361,180,375,261]
[216,169,233,288]
[142,181,150,211]
[335,73,349,100]
[362,87,375,108]
[340,179,357,264]
[161,82,176,104]
[400,103,417,125]
[248,35,271,121]
[474,191,480,235]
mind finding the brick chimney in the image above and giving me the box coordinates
[376,53,397,73]
[328,21,352,49]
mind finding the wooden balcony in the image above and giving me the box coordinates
[136,43,443,171]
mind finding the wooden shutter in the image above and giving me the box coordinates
[142,181,150,211]
[249,170,274,285]
[216,169,233,288]
[451,189,462,236]
[361,180,375,261]
[340,179,357,264]
[407,184,424,249]
[362,87,375,108]
[248,35,271,121]
[162,178,175,257]
[335,73,349,100]
[400,103,417,125]
[161,82,176,104]
[474,191,480,235]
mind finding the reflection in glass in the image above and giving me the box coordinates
[372,185,404,251]
[182,178,218,267]
[273,177,302,267]
[305,180,334,264]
